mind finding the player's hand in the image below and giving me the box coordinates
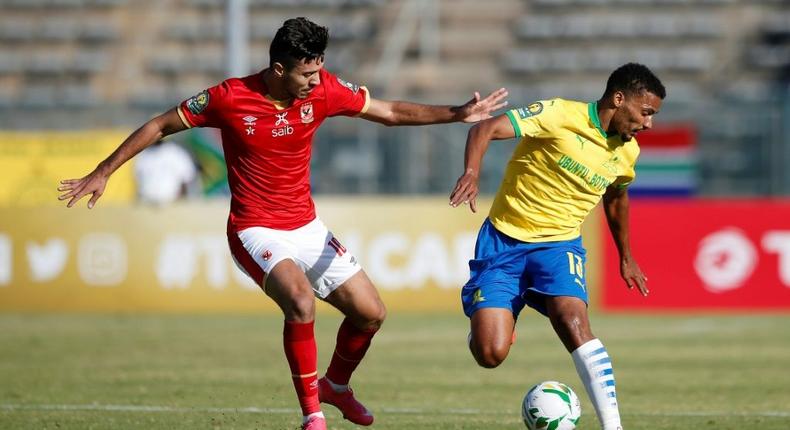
[449,168,479,213]
[455,88,509,123]
[621,257,649,297]
[57,168,110,209]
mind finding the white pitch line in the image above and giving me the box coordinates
[0,404,295,414]
[1,404,789,418]
[629,411,790,418]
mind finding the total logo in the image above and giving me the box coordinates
[272,112,294,137]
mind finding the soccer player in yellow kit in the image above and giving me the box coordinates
[449,63,665,430]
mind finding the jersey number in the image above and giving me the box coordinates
[328,237,347,257]
[566,252,586,291]
[566,252,584,277]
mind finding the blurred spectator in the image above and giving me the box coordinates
[133,140,200,205]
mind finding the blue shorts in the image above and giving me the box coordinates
[461,219,588,318]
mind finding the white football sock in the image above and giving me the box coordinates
[571,338,622,430]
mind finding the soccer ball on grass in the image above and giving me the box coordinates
[521,381,581,430]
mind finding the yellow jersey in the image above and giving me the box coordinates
[489,99,639,242]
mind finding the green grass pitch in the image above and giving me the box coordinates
[1,311,789,429]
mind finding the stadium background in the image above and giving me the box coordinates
[1,1,789,429]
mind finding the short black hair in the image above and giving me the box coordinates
[604,63,666,99]
[269,17,329,69]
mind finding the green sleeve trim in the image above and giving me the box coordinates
[505,111,523,137]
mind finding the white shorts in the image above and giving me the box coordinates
[228,217,361,299]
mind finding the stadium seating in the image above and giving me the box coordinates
[1,0,783,118]
[0,0,786,195]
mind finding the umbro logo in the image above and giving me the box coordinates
[243,115,257,135]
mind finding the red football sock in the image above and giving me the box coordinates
[325,318,379,385]
[283,320,320,415]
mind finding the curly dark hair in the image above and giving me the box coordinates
[269,17,329,69]
[604,63,666,99]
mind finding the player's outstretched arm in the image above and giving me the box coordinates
[360,88,508,126]
[58,107,188,209]
[603,186,649,296]
[449,114,515,213]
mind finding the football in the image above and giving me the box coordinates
[521,381,581,430]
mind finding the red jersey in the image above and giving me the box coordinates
[177,68,370,232]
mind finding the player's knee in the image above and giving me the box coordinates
[370,302,387,329]
[473,343,509,369]
[358,301,387,330]
[283,289,316,322]
[555,313,590,335]
[475,349,508,369]
[550,312,594,349]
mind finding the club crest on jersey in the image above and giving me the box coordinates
[272,112,294,137]
[336,76,359,94]
[243,115,257,135]
[516,102,543,119]
[300,102,314,124]
[186,90,210,115]
[472,289,486,304]
[262,250,272,261]
[602,154,621,174]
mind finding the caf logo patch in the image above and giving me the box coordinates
[186,90,210,115]
[517,101,544,119]
[336,76,359,94]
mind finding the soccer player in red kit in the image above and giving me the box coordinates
[58,17,507,430]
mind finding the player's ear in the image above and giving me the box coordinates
[272,62,285,77]
[612,91,625,108]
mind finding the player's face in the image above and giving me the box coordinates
[611,90,662,141]
[283,57,324,99]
